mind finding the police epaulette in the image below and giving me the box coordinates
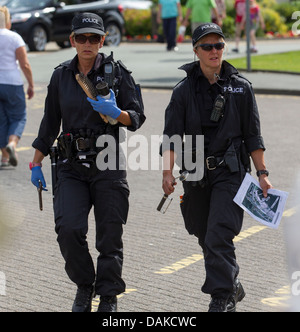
[117,60,132,74]
[231,73,252,85]
[54,59,71,70]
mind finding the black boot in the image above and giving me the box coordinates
[97,296,117,312]
[227,279,246,312]
[208,297,228,312]
[72,285,94,312]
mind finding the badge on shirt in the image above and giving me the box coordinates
[96,75,104,83]
[223,85,245,94]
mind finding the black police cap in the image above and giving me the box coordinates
[192,23,225,46]
[71,12,106,36]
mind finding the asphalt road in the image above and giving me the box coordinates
[1,41,300,312]
[27,38,300,91]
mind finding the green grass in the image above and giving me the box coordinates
[227,51,300,73]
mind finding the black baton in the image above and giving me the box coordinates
[38,181,43,211]
[49,146,58,201]
[157,194,169,212]
[157,171,189,213]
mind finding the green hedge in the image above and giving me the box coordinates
[124,9,153,37]
[123,0,300,39]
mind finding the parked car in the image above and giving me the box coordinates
[5,0,125,51]
[114,0,152,10]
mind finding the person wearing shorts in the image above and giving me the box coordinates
[0,6,34,167]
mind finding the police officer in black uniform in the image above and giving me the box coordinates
[30,12,145,312]
[161,23,272,312]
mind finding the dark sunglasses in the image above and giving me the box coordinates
[197,42,225,51]
[74,34,101,44]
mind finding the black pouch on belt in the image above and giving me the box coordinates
[240,141,251,172]
[224,141,239,173]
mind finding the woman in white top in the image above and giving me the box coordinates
[0,6,34,167]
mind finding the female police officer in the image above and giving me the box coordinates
[161,23,272,312]
[30,13,145,312]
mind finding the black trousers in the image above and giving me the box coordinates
[54,162,129,296]
[181,167,245,299]
[163,17,177,50]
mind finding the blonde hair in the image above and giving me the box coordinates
[0,6,10,29]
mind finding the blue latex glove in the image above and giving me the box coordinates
[31,166,47,191]
[87,89,121,119]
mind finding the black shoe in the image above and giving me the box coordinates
[208,297,228,312]
[227,279,246,312]
[97,296,117,312]
[72,285,94,312]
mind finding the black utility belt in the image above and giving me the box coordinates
[205,148,239,173]
[205,156,226,171]
[57,132,102,161]
[74,136,97,152]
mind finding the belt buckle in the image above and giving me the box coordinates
[76,137,85,151]
[206,156,216,170]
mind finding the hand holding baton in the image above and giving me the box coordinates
[157,171,189,214]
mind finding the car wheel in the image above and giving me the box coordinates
[27,25,48,52]
[105,22,122,46]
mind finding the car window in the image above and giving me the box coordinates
[62,0,81,4]
[5,0,51,9]
[77,0,102,3]
[79,0,94,3]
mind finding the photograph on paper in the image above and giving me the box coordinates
[233,173,288,229]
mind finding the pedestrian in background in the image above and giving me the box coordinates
[183,0,220,32]
[241,0,265,53]
[212,0,226,27]
[157,0,182,51]
[232,0,245,52]
[0,6,34,167]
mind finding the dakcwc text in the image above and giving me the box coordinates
[101,316,197,329]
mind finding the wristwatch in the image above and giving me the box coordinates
[256,169,269,177]
[29,162,42,170]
